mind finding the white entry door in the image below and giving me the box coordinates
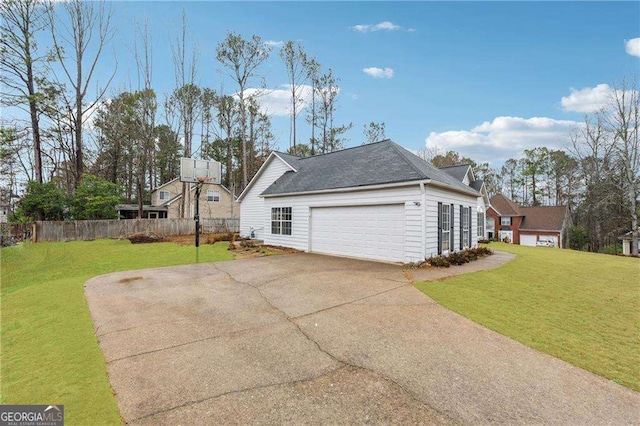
[310,204,405,262]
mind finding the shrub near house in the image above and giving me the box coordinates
[13,175,122,222]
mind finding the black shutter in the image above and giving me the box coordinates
[450,203,454,251]
[459,205,463,250]
[437,202,442,255]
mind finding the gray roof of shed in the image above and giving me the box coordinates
[261,140,479,196]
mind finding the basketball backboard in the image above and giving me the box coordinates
[180,157,222,184]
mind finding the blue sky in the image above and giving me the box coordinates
[41,1,640,165]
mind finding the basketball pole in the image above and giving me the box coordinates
[194,182,202,247]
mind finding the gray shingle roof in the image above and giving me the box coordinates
[439,164,471,182]
[439,164,486,193]
[261,140,479,196]
[471,179,484,192]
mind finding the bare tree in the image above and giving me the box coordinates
[169,9,201,217]
[48,0,116,189]
[133,19,156,219]
[215,95,238,187]
[571,114,616,252]
[605,78,639,255]
[363,121,386,144]
[280,41,307,150]
[305,57,320,155]
[0,0,52,185]
[216,32,271,188]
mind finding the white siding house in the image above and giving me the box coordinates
[239,140,484,263]
[240,153,296,240]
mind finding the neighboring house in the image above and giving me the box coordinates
[619,231,640,256]
[116,178,240,219]
[116,204,168,219]
[239,139,484,263]
[486,194,571,247]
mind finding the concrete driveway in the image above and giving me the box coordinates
[85,252,640,425]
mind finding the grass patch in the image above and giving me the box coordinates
[415,242,640,391]
[1,239,234,425]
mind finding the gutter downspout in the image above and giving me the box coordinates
[420,182,426,259]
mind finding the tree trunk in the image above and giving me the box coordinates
[240,93,248,189]
[27,65,43,185]
[630,186,639,256]
[75,48,84,189]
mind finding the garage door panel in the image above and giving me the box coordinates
[520,234,537,246]
[311,205,405,262]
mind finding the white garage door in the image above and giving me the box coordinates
[520,234,537,246]
[310,204,405,262]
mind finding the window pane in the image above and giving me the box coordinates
[463,208,469,230]
[282,221,292,235]
[271,221,280,234]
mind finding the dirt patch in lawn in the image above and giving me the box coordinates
[125,233,297,259]
[227,240,299,259]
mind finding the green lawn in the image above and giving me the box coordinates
[1,239,234,425]
[416,242,640,391]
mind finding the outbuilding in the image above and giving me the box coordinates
[239,140,486,263]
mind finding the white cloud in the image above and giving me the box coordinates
[560,84,612,113]
[363,67,394,79]
[241,84,314,117]
[374,21,400,31]
[625,37,640,57]
[425,116,581,164]
[351,21,402,33]
[264,40,283,47]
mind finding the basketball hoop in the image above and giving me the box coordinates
[180,157,221,184]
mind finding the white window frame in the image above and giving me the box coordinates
[462,207,470,247]
[442,204,450,252]
[207,189,220,202]
[477,212,485,237]
[159,190,170,201]
[500,216,511,226]
[271,207,292,236]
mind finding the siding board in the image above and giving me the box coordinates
[240,157,293,240]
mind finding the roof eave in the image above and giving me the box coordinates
[238,152,297,202]
[151,177,180,192]
[262,179,432,198]
[426,179,481,197]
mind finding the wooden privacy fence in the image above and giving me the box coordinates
[34,218,240,242]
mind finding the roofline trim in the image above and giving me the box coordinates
[262,177,480,199]
[262,179,432,198]
[151,177,180,192]
[426,179,482,197]
[519,229,563,232]
[487,205,501,215]
[238,152,296,201]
